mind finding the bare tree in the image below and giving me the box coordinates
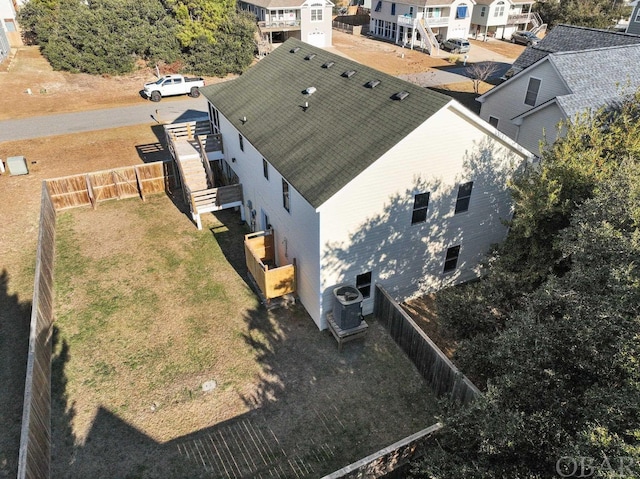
[466,61,500,94]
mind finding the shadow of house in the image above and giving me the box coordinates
[0,269,32,478]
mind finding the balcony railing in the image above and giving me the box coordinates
[507,12,532,24]
[258,20,301,31]
[397,14,450,27]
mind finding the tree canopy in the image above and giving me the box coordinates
[411,92,640,478]
[535,0,632,30]
[18,0,255,75]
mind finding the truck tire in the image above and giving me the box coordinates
[150,91,161,102]
[189,86,201,98]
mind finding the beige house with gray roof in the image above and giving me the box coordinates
[201,38,531,330]
[238,0,333,49]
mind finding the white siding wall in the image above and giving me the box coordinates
[479,61,570,143]
[317,105,528,329]
[627,5,640,35]
[517,102,566,156]
[301,0,333,47]
[214,110,323,327]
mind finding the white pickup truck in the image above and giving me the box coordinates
[142,74,205,102]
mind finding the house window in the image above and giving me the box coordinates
[239,134,244,152]
[488,116,499,128]
[456,4,468,19]
[480,6,485,17]
[391,3,395,15]
[311,3,323,21]
[356,271,372,298]
[636,9,640,22]
[263,159,269,180]
[524,77,541,106]
[411,192,430,224]
[443,246,461,273]
[455,181,473,214]
[494,1,505,17]
[374,1,381,12]
[282,179,290,212]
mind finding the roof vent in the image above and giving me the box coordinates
[290,47,300,53]
[365,80,381,89]
[392,91,409,101]
[322,61,335,69]
[342,70,356,78]
[305,53,316,60]
[304,86,317,95]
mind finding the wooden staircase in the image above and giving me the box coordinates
[164,119,244,229]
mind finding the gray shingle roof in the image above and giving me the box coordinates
[200,38,452,208]
[512,24,640,72]
[550,44,640,119]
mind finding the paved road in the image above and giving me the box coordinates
[398,41,516,87]
[0,97,209,142]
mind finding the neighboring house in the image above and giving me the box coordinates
[369,0,475,54]
[505,24,640,78]
[627,0,640,35]
[469,0,540,40]
[238,0,333,50]
[477,43,640,156]
[200,38,531,330]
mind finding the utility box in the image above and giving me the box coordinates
[332,285,363,330]
[7,156,28,176]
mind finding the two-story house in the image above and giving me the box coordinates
[469,0,539,40]
[369,0,475,55]
[478,25,640,155]
[200,38,531,330]
[238,0,333,50]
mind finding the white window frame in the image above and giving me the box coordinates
[311,3,323,22]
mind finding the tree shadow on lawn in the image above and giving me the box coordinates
[0,269,32,478]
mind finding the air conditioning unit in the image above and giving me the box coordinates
[332,285,363,330]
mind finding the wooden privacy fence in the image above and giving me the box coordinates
[46,161,176,211]
[18,184,57,479]
[374,284,481,404]
[244,230,296,300]
[321,423,442,479]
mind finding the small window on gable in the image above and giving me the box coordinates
[456,4,467,19]
[311,3,323,21]
[488,116,499,128]
[263,159,269,180]
[524,77,541,106]
[455,181,473,214]
[356,271,372,298]
[239,134,244,152]
[374,0,381,12]
[411,192,430,224]
[391,3,395,15]
[480,6,485,17]
[636,9,640,22]
[409,6,413,16]
[282,179,290,212]
[443,246,461,273]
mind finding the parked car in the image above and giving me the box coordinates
[441,38,470,54]
[510,30,540,46]
[142,74,205,102]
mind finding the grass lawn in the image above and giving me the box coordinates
[51,194,440,478]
